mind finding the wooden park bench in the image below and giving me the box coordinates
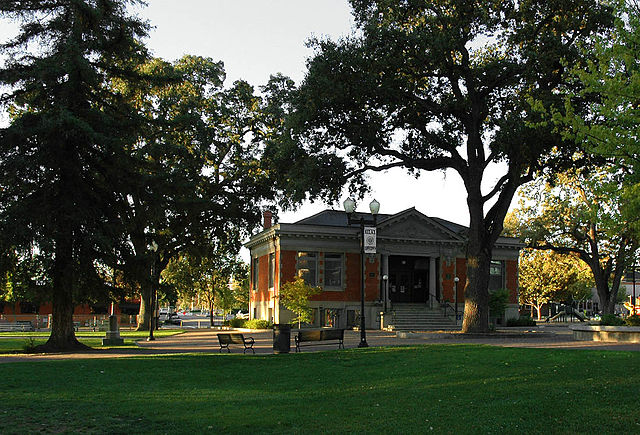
[295,329,345,352]
[0,321,35,332]
[217,333,255,354]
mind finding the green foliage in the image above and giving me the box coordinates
[228,318,245,328]
[624,315,640,326]
[488,289,509,320]
[506,316,537,327]
[563,0,640,180]
[600,314,625,326]
[278,277,322,328]
[21,337,37,353]
[243,319,272,329]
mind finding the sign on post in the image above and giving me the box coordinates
[364,227,377,254]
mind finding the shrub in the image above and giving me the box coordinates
[244,319,273,329]
[600,314,625,326]
[228,318,245,328]
[22,337,37,353]
[489,289,509,320]
[624,315,640,326]
[506,316,537,327]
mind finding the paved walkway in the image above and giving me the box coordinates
[1,325,639,363]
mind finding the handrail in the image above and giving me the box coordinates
[441,302,456,318]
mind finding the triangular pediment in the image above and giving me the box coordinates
[377,208,464,242]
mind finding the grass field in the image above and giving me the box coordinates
[2,345,639,434]
[0,330,184,353]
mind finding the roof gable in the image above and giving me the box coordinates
[376,208,465,242]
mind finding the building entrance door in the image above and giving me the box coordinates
[388,256,430,303]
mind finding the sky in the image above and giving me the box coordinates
[0,1,512,229]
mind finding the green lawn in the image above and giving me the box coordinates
[0,330,184,338]
[0,330,185,353]
[1,345,639,434]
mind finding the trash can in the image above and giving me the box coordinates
[273,324,291,354]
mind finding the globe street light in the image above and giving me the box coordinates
[344,198,380,348]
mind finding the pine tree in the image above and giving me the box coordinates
[0,0,149,351]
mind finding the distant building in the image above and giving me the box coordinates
[245,208,522,330]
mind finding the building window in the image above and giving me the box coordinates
[297,252,317,286]
[252,257,259,292]
[324,253,343,290]
[489,260,504,291]
[268,252,275,289]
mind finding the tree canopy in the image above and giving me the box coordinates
[507,168,637,314]
[115,55,283,330]
[277,0,612,332]
[518,249,593,320]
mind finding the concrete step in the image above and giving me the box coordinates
[388,304,458,331]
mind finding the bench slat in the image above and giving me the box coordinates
[295,329,345,352]
[217,333,255,354]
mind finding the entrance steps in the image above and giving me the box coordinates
[388,303,459,331]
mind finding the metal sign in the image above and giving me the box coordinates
[364,227,377,254]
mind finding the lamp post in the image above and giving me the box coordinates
[453,277,459,324]
[147,240,158,342]
[344,197,380,348]
[633,265,637,316]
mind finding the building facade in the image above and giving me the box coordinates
[245,208,521,329]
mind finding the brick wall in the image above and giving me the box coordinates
[455,257,467,301]
[441,258,456,302]
[506,259,518,304]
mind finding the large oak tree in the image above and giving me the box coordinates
[116,56,283,330]
[279,0,612,332]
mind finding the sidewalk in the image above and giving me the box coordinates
[2,326,639,363]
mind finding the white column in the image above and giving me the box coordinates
[381,254,389,311]
[429,256,437,308]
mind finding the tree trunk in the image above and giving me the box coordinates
[136,280,152,331]
[592,262,617,315]
[36,234,88,352]
[462,249,492,333]
[461,181,492,333]
[535,304,542,321]
[209,300,214,326]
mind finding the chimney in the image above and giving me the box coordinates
[263,210,273,230]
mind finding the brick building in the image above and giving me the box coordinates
[245,208,521,330]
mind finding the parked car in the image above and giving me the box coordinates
[164,313,181,325]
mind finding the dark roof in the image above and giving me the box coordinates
[293,209,393,227]
[431,217,467,234]
[293,208,464,231]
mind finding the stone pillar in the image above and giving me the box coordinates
[381,254,389,311]
[102,314,124,346]
[429,257,437,308]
